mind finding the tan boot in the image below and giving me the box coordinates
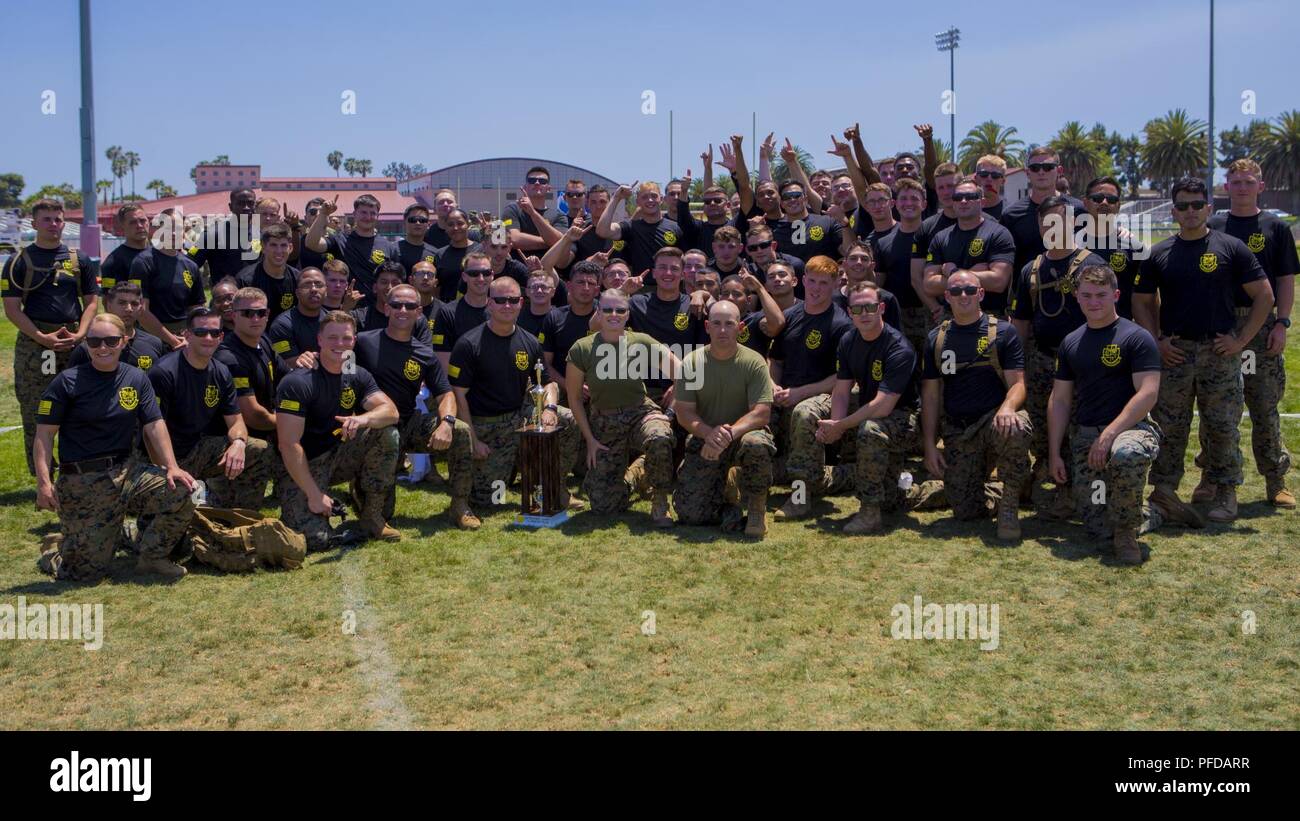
[744,491,768,538]
[1266,478,1297,509]
[650,490,674,528]
[1113,528,1143,565]
[723,466,740,505]
[1207,485,1238,523]
[844,502,883,535]
[996,500,1021,542]
[1191,475,1216,504]
[448,497,481,531]
[136,556,187,579]
[1148,486,1206,528]
[360,512,402,542]
[774,493,811,521]
[624,456,651,500]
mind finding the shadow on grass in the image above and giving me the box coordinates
[5,555,189,594]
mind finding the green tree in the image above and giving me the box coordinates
[0,173,24,207]
[1050,121,1110,195]
[23,183,82,210]
[104,145,123,199]
[327,150,343,176]
[770,143,815,185]
[1218,120,1271,167]
[96,179,112,205]
[124,151,140,197]
[146,179,176,200]
[688,175,736,199]
[958,121,1024,172]
[1258,109,1300,192]
[1106,131,1143,197]
[356,159,373,177]
[1140,109,1208,194]
[343,158,359,177]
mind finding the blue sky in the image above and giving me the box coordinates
[2,0,1296,198]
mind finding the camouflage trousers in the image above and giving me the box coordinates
[1072,421,1161,536]
[1196,315,1289,483]
[179,435,276,511]
[470,399,579,508]
[383,412,474,519]
[46,460,194,582]
[900,305,932,362]
[674,430,776,525]
[941,409,1032,520]
[854,408,919,505]
[584,401,674,514]
[784,393,860,496]
[278,426,400,552]
[1150,338,1243,490]
[15,324,75,475]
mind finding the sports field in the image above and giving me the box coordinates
[0,317,1297,729]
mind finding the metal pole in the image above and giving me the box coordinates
[949,47,956,158]
[78,0,99,255]
[1207,0,1216,196]
[669,109,674,182]
[752,112,757,170]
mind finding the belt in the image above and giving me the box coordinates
[60,454,128,475]
[1234,308,1276,318]
[590,402,649,418]
[31,320,77,333]
[473,411,517,424]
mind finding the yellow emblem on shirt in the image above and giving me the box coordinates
[976,336,990,355]
[137,355,153,370]
[340,386,357,409]
[871,359,883,381]
[250,239,262,255]
[612,240,625,252]
[183,270,194,289]
[62,259,75,272]
[805,329,822,350]
[1101,343,1122,367]
[403,359,421,380]
[663,230,678,246]
[809,225,825,242]
[324,253,335,262]
[37,400,52,415]
[272,339,290,354]
[371,249,386,264]
[280,293,294,310]
[514,350,530,371]
[673,312,689,331]
[1247,233,1266,253]
[738,324,750,343]
[968,237,986,257]
[1199,253,1219,273]
[204,384,219,408]
[118,387,139,411]
[1108,252,1127,272]
[187,245,199,257]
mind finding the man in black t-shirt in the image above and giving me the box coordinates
[69,281,167,373]
[1000,147,1088,280]
[275,311,402,550]
[1050,265,1165,564]
[912,162,960,266]
[920,270,1030,540]
[1080,176,1145,320]
[628,247,708,406]
[134,208,206,346]
[268,267,327,373]
[396,203,441,276]
[870,178,934,353]
[922,176,1017,316]
[431,209,479,302]
[432,250,492,370]
[304,194,400,300]
[236,223,299,320]
[187,188,258,284]
[1132,177,1272,524]
[541,262,600,391]
[408,259,443,340]
[501,166,568,253]
[214,287,279,443]
[100,203,151,290]
[768,180,844,263]
[597,181,682,287]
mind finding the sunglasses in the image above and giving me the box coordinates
[528,283,553,291]
[388,301,420,311]
[526,177,549,185]
[746,241,773,252]
[563,191,585,198]
[237,308,269,318]
[490,296,523,305]
[465,270,492,279]
[975,170,1005,179]
[703,197,726,205]
[847,303,881,315]
[599,306,629,315]
[952,192,983,202]
[947,285,980,296]
[780,191,805,200]
[85,335,123,348]
[407,217,430,224]
[1027,162,1057,173]
[306,208,320,216]
[189,328,223,338]
[1088,194,1121,204]
[1173,200,1208,211]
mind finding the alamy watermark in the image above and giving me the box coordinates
[0,596,103,650]
[891,595,999,651]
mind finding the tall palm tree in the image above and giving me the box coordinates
[1140,109,1208,194]
[145,178,170,200]
[1259,109,1300,192]
[1051,121,1109,195]
[327,150,343,176]
[958,121,1024,172]
[111,155,129,201]
[124,151,141,197]
[343,158,358,177]
[770,144,815,184]
[96,179,113,205]
[356,159,373,177]
[104,145,123,199]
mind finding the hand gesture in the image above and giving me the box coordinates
[319,194,339,218]
[826,203,846,224]
[718,141,738,173]
[760,132,777,161]
[843,123,861,143]
[779,137,798,166]
[815,418,843,444]
[621,270,647,294]
[828,134,851,159]
[588,251,610,268]
[739,271,763,292]
[701,145,713,168]
[566,217,591,241]
[524,255,543,272]
[615,182,637,202]
[334,414,365,442]
[914,123,934,141]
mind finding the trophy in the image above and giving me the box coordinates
[516,358,567,527]
[529,360,546,431]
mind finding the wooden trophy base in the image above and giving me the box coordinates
[513,424,568,529]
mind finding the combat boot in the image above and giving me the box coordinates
[360,512,402,542]
[824,464,854,495]
[1113,528,1143,565]
[448,497,481,531]
[624,456,651,500]
[843,502,882,535]
[1191,475,1216,504]
[723,466,740,505]
[744,490,768,538]
[1148,486,1206,528]
[650,489,674,528]
[136,557,187,579]
[1207,485,1238,523]
[774,493,811,521]
[996,499,1021,542]
[1266,477,1297,509]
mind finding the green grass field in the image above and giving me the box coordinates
[0,317,1297,730]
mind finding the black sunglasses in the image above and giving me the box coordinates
[85,335,123,348]
[526,177,549,185]
[407,216,430,224]
[703,197,726,205]
[1027,162,1057,173]
[746,241,773,252]
[975,170,1004,179]
[465,270,492,279]
[238,308,269,318]
[564,191,585,198]
[1174,200,1208,211]
[388,301,420,311]
[189,327,223,338]
[947,285,980,296]
[1088,194,1121,204]
[847,303,880,315]
[780,191,805,200]
[490,296,523,305]
[952,192,983,202]
[599,306,629,315]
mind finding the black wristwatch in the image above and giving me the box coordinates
[1278,317,1292,329]
[441,414,457,428]
[545,404,558,413]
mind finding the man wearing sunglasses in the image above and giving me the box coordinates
[1199,158,1299,509]
[424,189,482,248]
[215,288,279,444]
[148,307,273,511]
[1081,177,1143,320]
[678,150,731,254]
[743,226,806,288]
[69,281,167,373]
[501,167,569,253]
[432,251,493,372]
[350,262,432,346]
[814,282,919,534]
[305,194,400,303]
[1000,146,1087,280]
[236,223,300,322]
[397,204,440,276]
[1133,176,1272,525]
[268,267,329,372]
[768,181,842,263]
[448,277,581,512]
[922,176,1016,317]
[355,284,479,530]
[974,155,1008,220]
[920,270,1030,542]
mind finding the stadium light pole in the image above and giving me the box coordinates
[935,27,960,160]
[78,0,99,256]
[1207,0,1215,197]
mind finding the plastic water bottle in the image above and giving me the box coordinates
[897,472,913,491]
[190,479,208,506]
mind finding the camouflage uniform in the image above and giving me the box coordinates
[470,399,580,509]
[14,322,76,474]
[44,461,194,582]
[584,400,674,514]
[178,435,276,510]
[941,408,1032,520]
[382,412,474,519]
[1026,346,1074,504]
[1072,421,1162,537]
[784,393,859,496]
[852,408,919,509]
[1149,339,1243,490]
[674,430,776,525]
[278,425,401,552]
[900,306,932,362]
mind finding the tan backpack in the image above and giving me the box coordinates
[187,507,306,572]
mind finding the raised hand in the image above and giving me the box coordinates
[914,123,934,140]
[828,134,851,158]
[780,137,798,165]
[701,145,713,167]
[718,142,737,173]
[320,194,339,217]
[843,123,861,143]
[760,132,777,161]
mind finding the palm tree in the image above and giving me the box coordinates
[917,139,953,165]
[1140,109,1208,194]
[124,151,140,197]
[1050,121,1109,195]
[343,158,358,177]
[770,144,816,185]
[1259,109,1300,192]
[96,179,113,205]
[327,150,343,176]
[356,159,373,177]
[105,145,123,199]
[146,178,171,200]
[1107,132,1143,198]
[111,155,129,202]
[958,121,1025,172]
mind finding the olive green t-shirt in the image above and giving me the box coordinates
[675,344,773,428]
[566,331,664,411]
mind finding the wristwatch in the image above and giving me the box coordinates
[1278,317,1292,329]
[545,404,558,413]
[441,414,457,427]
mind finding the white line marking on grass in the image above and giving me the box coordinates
[0,426,20,433]
[335,549,415,730]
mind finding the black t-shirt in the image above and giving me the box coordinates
[131,247,206,324]
[999,194,1088,277]
[349,306,433,345]
[832,287,902,332]
[188,217,257,283]
[1134,230,1266,340]
[925,218,1017,314]
[267,308,322,363]
[676,198,728,254]
[629,291,707,391]
[1012,252,1107,352]
[433,243,479,302]
[566,226,613,273]
[1084,231,1145,321]
[275,366,382,459]
[1055,317,1162,427]
[448,323,546,417]
[613,217,682,286]
[431,298,489,353]
[213,334,277,432]
[236,262,300,320]
[836,323,918,410]
[869,225,922,308]
[983,200,1005,221]
[771,213,843,262]
[324,232,400,296]
[0,245,97,324]
[296,234,327,272]
[912,212,957,261]
[541,305,597,377]
[769,302,855,389]
[396,239,440,276]
[518,306,556,340]
[353,329,450,422]
[1207,210,1300,306]
[147,350,238,458]
[424,223,451,248]
[921,314,1026,422]
[68,327,167,372]
[37,363,162,464]
[738,310,776,358]
[99,243,146,289]
[502,202,568,240]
